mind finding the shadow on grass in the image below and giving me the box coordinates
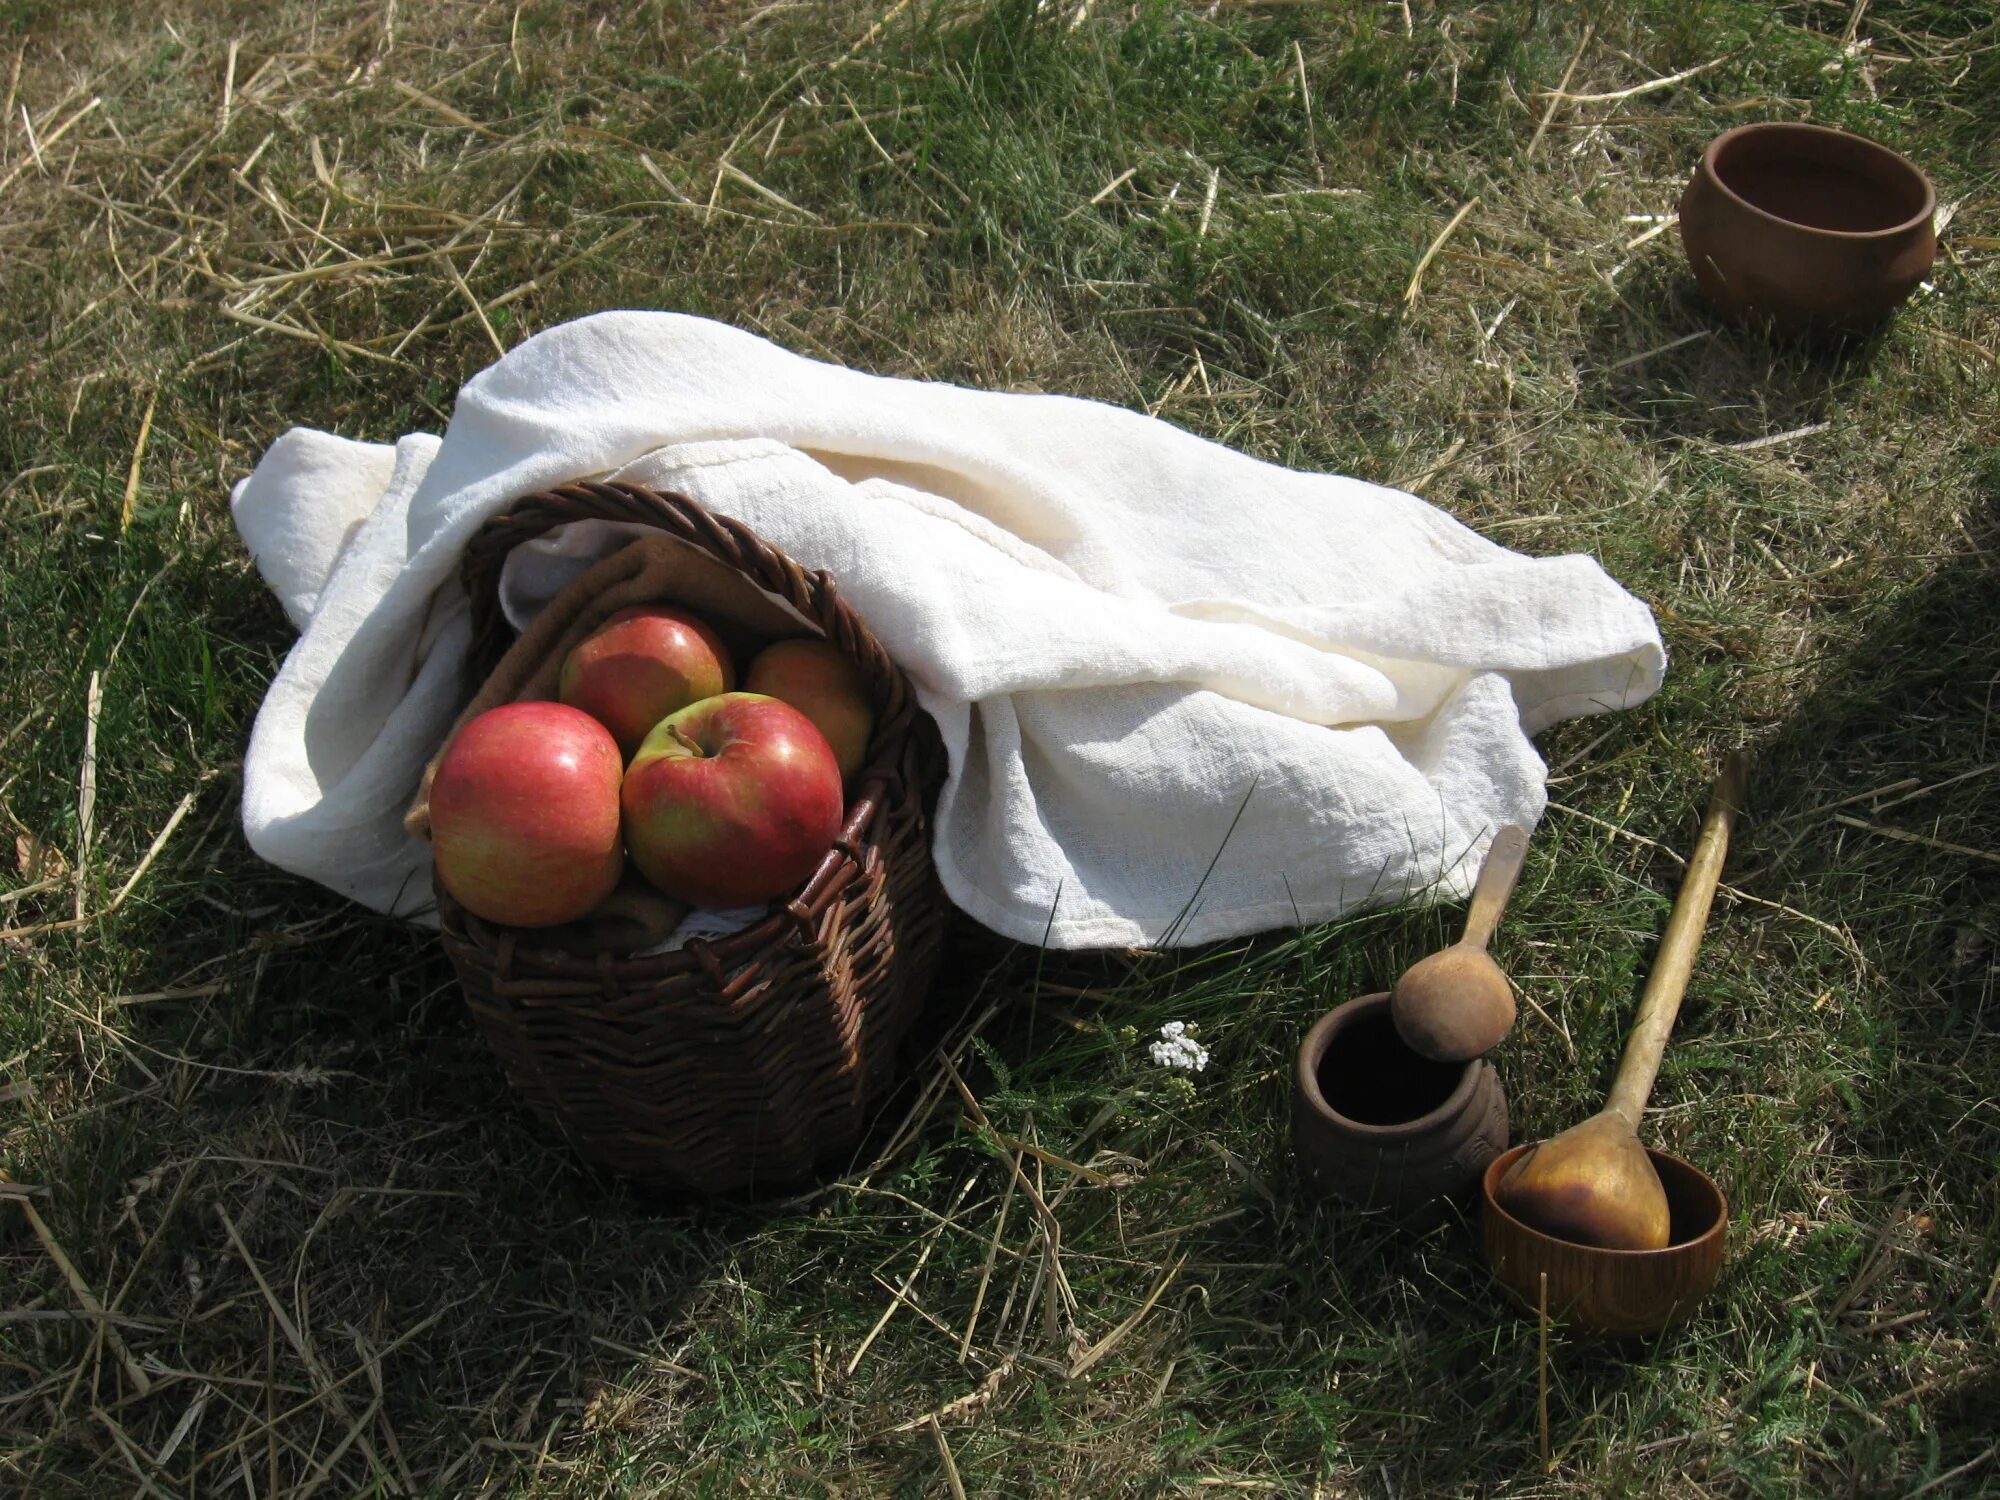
[1741,463,2000,1184]
[12,885,844,1492]
[1576,260,1894,448]
[1709,449,2000,1481]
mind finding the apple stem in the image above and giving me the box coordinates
[668,725,707,758]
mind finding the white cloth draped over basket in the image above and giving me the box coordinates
[231,311,1664,949]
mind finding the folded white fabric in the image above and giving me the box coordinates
[232,311,1663,949]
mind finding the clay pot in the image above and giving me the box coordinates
[1679,122,1935,333]
[1292,993,1508,1221]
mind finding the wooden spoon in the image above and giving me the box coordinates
[1493,754,1748,1251]
[1390,824,1529,1063]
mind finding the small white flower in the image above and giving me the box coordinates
[1147,1021,1209,1073]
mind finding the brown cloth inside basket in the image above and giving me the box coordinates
[407,532,811,954]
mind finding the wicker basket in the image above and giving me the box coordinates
[434,481,949,1194]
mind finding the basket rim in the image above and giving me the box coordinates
[438,479,938,977]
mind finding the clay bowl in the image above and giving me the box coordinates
[1480,1144,1726,1337]
[1679,121,1935,333]
[1292,993,1508,1225]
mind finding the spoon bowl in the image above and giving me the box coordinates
[1390,825,1528,1063]
[1492,1108,1669,1250]
[1391,945,1517,1063]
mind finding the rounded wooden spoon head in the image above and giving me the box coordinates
[1491,1110,1671,1250]
[1390,824,1529,1063]
[1390,946,1517,1062]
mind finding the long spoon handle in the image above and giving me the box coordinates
[1605,753,1750,1125]
[1460,824,1530,950]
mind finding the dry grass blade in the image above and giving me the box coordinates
[112,791,198,907]
[0,95,99,197]
[1403,197,1478,306]
[219,39,239,131]
[1085,166,1137,208]
[188,1300,463,1481]
[1066,1252,1185,1380]
[1600,329,1710,373]
[929,1413,970,1500]
[1719,421,1833,452]
[214,304,412,369]
[887,1359,1015,1433]
[1537,1273,1551,1472]
[2,47,20,140]
[0,873,65,908]
[958,1148,1019,1362]
[4,1174,152,1395]
[840,0,917,64]
[153,1383,211,1468]
[846,1178,975,1376]
[1624,214,1678,251]
[1293,40,1318,181]
[214,1205,390,1486]
[718,159,822,222]
[1544,54,1731,104]
[1525,25,1593,159]
[73,670,100,922]
[291,1396,384,1500]
[942,1055,1077,1321]
[1832,814,2000,867]
[1401,435,1465,491]
[119,389,158,534]
[91,1409,176,1500]
[388,79,497,138]
[439,253,506,359]
[1,790,196,939]
[1928,328,1999,367]
[988,1129,1123,1186]
[1901,1442,1999,1499]
[1550,798,1874,973]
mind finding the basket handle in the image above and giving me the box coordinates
[459,481,916,743]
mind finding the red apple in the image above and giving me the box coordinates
[743,638,874,780]
[558,605,734,758]
[620,692,844,909]
[430,702,624,927]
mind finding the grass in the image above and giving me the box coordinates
[2,0,1998,1493]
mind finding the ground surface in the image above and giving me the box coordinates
[2,1,1998,1495]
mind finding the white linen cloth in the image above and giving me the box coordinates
[232,311,1664,949]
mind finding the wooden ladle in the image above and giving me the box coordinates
[1390,825,1529,1063]
[1493,754,1748,1251]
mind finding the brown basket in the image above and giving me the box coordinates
[434,481,949,1194]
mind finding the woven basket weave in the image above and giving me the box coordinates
[434,481,948,1194]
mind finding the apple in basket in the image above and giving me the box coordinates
[430,702,625,927]
[744,638,875,781]
[621,693,845,909]
[558,605,734,759]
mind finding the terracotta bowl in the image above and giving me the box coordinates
[1679,121,1935,332]
[1291,993,1508,1224]
[1480,1144,1727,1337]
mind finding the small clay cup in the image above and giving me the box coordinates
[1481,1144,1727,1337]
[1292,993,1508,1223]
[1679,122,1935,333]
